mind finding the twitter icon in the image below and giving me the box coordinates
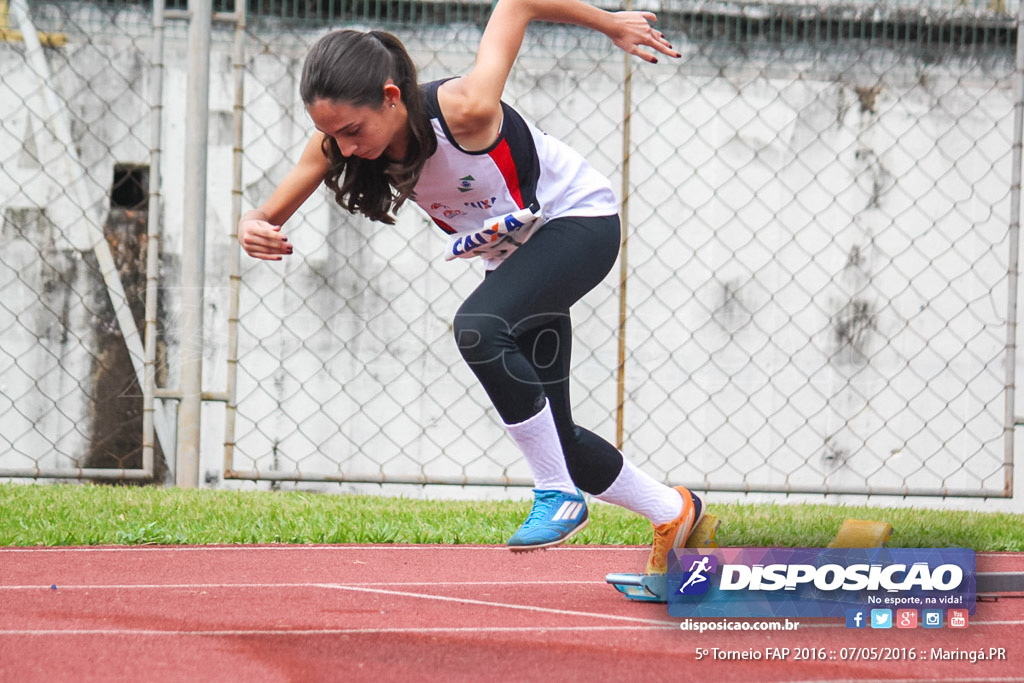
[871,609,893,629]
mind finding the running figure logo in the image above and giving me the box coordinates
[675,554,719,596]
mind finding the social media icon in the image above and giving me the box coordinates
[922,610,944,629]
[948,609,969,628]
[846,609,867,629]
[896,609,918,628]
[871,609,893,629]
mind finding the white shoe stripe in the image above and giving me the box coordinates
[672,510,695,549]
[560,503,575,521]
[552,501,583,522]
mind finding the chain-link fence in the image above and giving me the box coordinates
[0,0,1020,497]
[624,4,1019,497]
[0,0,177,481]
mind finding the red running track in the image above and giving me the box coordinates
[0,545,1021,682]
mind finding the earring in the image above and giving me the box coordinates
[391,103,396,108]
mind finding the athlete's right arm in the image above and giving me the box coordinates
[238,132,330,261]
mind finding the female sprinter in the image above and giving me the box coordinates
[238,0,703,574]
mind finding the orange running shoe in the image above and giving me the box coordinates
[645,486,704,575]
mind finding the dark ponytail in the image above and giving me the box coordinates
[300,30,435,224]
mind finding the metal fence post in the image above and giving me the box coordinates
[223,0,246,479]
[144,0,170,482]
[615,0,634,451]
[176,0,213,488]
[1006,0,1024,496]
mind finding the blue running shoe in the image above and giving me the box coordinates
[507,489,589,552]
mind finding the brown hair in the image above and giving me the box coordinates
[300,30,435,224]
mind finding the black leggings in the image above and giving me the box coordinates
[452,214,624,495]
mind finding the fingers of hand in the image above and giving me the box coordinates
[652,30,679,58]
[618,14,680,61]
[627,39,674,64]
[631,46,659,64]
[241,223,293,260]
[638,25,678,60]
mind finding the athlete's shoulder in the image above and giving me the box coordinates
[420,78,454,119]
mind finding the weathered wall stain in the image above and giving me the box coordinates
[81,166,168,481]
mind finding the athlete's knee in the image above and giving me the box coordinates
[452,307,511,365]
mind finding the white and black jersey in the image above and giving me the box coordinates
[413,79,618,269]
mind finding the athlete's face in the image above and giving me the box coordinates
[307,85,408,161]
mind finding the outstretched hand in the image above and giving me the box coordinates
[239,217,294,261]
[608,11,679,63]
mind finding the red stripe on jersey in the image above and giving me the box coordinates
[488,139,524,209]
[432,217,457,234]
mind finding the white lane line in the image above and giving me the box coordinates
[0,581,598,590]
[2,583,1019,627]
[322,583,677,626]
[0,580,676,627]
[0,625,677,636]
[0,547,1019,566]
[3,583,1019,624]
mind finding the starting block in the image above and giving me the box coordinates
[607,516,894,603]
[827,519,894,548]
[606,572,668,601]
[688,514,722,550]
[605,513,720,603]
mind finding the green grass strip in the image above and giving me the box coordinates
[1,483,1022,550]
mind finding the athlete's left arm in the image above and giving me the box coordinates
[439,0,678,150]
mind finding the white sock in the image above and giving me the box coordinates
[505,399,577,494]
[595,458,683,525]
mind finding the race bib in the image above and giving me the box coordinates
[443,205,544,262]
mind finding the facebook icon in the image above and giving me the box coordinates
[846,609,867,629]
